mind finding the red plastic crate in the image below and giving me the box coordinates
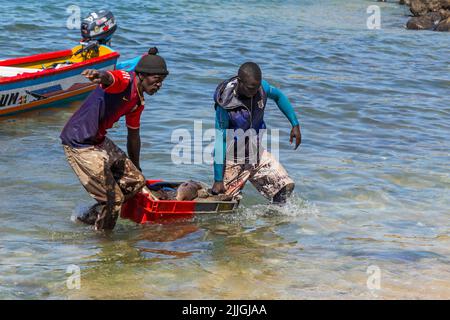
[120,180,239,224]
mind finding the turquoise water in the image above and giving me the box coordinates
[0,0,449,299]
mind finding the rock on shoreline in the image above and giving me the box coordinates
[398,0,450,31]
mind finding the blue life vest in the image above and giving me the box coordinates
[214,77,267,132]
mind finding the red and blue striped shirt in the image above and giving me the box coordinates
[60,70,144,148]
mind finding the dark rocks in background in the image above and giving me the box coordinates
[435,16,450,30]
[410,0,431,16]
[440,9,450,18]
[397,0,450,31]
[406,11,442,29]
[441,0,450,9]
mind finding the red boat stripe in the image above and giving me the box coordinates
[0,52,120,85]
[0,49,73,67]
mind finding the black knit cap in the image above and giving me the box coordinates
[135,47,169,75]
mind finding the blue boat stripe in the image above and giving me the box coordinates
[32,85,63,95]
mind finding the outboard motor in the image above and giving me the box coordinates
[75,10,117,57]
[81,10,117,45]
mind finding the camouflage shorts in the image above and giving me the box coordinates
[63,137,145,230]
[223,150,295,200]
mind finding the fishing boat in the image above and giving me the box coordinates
[0,10,119,117]
[121,180,240,224]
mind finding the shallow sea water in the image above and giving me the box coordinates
[0,0,449,299]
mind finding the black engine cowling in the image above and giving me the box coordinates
[80,10,117,45]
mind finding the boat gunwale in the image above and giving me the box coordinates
[0,48,120,85]
[0,49,73,67]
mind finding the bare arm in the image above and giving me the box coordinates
[127,127,141,171]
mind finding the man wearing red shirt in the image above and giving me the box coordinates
[60,48,168,231]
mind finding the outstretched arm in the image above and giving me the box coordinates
[82,69,131,94]
[262,80,301,149]
[82,69,113,86]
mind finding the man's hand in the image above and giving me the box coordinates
[290,125,302,150]
[81,69,112,86]
[211,181,226,195]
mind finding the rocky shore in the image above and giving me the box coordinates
[380,0,450,31]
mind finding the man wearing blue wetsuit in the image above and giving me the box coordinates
[211,62,301,203]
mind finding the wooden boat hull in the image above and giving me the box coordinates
[0,45,119,117]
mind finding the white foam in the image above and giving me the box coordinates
[70,203,94,223]
[230,195,320,222]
